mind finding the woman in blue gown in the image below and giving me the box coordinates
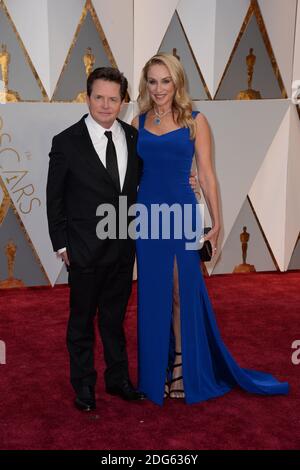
[132,53,289,406]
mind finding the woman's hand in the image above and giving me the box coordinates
[189,171,198,191]
[203,225,220,257]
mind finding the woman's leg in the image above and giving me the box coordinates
[170,257,184,398]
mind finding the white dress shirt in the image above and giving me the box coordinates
[85,113,128,190]
[57,114,128,255]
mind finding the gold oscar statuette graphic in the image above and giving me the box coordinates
[75,47,95,103]
[0,44,20,103]
[233,226,256,273]
[236,48,261,100]
[0,240,24,288]
[172,48,180,62]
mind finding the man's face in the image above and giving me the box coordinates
[86,79,123,129]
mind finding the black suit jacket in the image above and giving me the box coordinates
[46,115,141,268]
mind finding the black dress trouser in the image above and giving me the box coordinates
[66,258,134,393]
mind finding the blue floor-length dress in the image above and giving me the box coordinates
[136,112,289,406]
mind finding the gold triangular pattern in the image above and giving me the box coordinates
[51,0,124,102]
[0,0,49,102]
[214,0,287,100]
[10,203,51,285]
[212,195,279,274]
[175,10,212,100]
[158,10,211,100]
[247,195,280,271]
[0,170,51,285]
[0,176,11,225]
[288,232,300,269]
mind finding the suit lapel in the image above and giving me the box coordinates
[118,119,136,195]
[72,115,136,194]
[73,115,119,191]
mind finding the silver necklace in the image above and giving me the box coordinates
[153,108,172,125]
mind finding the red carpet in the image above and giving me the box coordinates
[0,271,299,450]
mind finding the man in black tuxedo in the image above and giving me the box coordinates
[46,67,145,411]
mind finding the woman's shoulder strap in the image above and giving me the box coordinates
[192,110,200,119]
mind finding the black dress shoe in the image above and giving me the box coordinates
[106,380,146,401]
[74,385,96,411]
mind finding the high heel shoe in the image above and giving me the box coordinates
[169,352,185,399]
[164,367,170,398]
[164,379,170,398]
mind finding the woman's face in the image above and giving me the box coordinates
[146,63,175,108]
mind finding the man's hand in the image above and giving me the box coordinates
[189,171,198,191]
[57,251,70,266]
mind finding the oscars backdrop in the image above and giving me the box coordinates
[0,0,299,287]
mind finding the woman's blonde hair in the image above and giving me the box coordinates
[137,53,196,139]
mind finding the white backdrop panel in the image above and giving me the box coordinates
[249,105,290,271]
[93,0,134,97]
[293,0,300,81]
[5,0,86,100]
[258,0,297,97]
[212,197,276,274]
[177,0,250,97]
[285,105,300,269]
[193,99,289,273]
[5,0,50,96]
[133,0,179,99]
[47,0,86,99]
[177,0,216,96]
